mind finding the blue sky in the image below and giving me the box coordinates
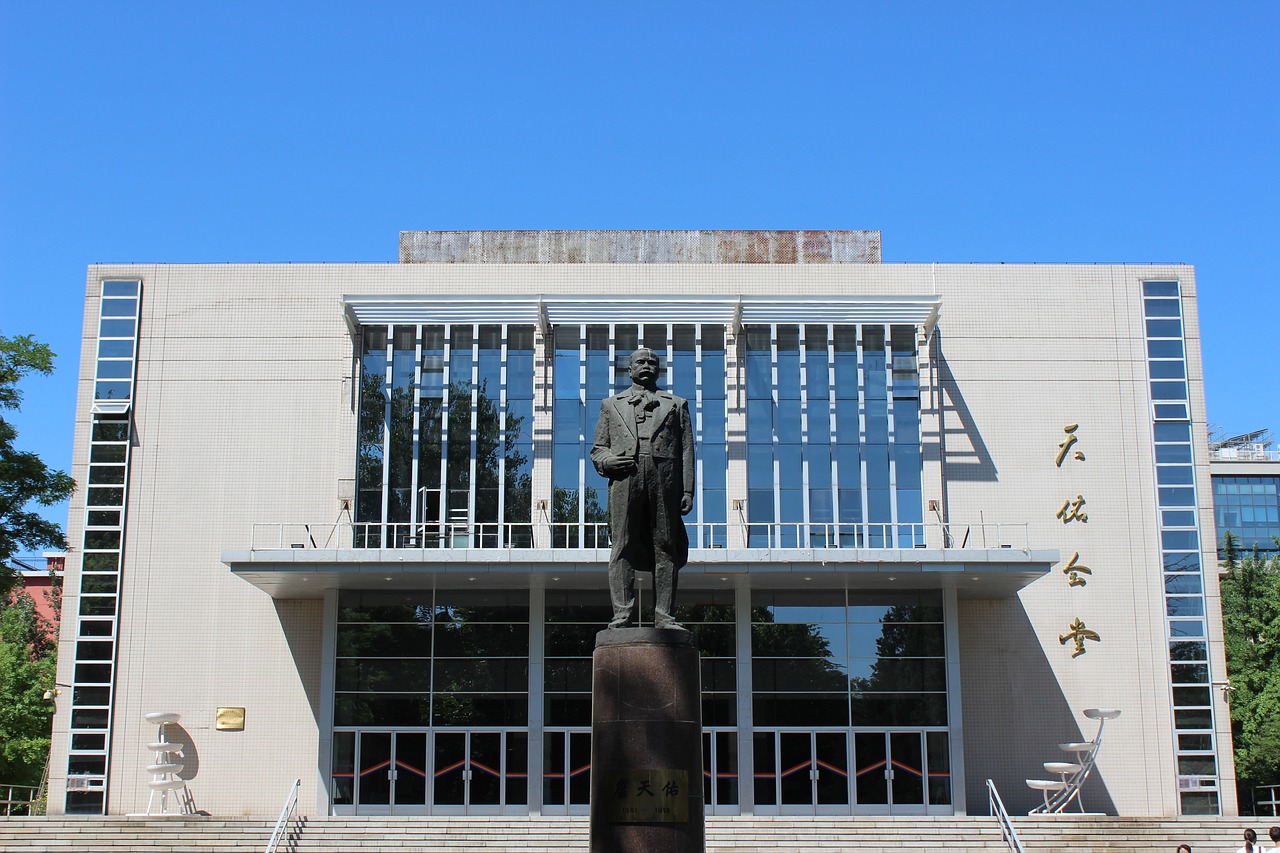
[2,2,1277,533]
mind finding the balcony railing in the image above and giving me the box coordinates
[1210,445,1280,462]
[247,520,1031,552]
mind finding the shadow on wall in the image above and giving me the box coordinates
[274,599,324,725]
[170,723,200,782]
[959,597,1117,816]
[935,334,998,485]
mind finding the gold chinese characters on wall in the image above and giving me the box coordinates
[1052,423,1100,657]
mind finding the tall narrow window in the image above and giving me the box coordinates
[68,279,141,814]
[357,327,388,547]
[1143,280,1220,815]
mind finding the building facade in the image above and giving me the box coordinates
[49,231,1235,818]
[1210,433,1280,557]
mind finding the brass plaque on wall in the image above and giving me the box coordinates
[215,707,245,731]
[601,770,689,822]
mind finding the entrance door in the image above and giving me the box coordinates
[350,732,429,815]
[752,730,849,814]
[543,729,591,815]
[432,730,528,814]
[702,729,740,814]
[852,731,928,814]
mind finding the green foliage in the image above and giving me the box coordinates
[1219,532,1280,800]
[0,590,58,787]
[1,334,76,593]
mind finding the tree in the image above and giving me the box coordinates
[1220,532,1280,810]
[0,589,58,790]
[1,334,76,594]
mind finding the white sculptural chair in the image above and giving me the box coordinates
[143,712,193,816]
[1025,707,1120,814]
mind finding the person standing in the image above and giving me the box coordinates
[591,348,695,630]
[1239,828,1260,853]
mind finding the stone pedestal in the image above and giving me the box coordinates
[590,628,705,853]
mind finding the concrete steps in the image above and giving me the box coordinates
[0,814,1267,852]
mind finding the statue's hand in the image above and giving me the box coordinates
[604,455,637,477]
[680,494,693,515]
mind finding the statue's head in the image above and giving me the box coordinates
[628,348,660,387]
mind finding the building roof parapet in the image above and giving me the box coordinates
[399,230,882,265]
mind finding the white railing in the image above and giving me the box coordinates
[1211,445,1280,462]
[249,520,1032,552]
[987,779,1026,853]
[0,783,40,816]
[1256,783,1280,816]
[264,778,300,853]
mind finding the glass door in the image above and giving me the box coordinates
[852,731,934,814]
[356,732,392,814]
[753,730,849,814]
[336,731,430,815]
[393,732,428,810]
[543,729,591,815]
[432,730,528,814]
[702,729,740,815]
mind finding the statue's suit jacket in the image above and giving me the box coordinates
[591,389,695,570]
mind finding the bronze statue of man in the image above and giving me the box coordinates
[591,348,695,629]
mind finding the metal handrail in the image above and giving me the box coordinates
[1256,783,1280,817]
[264,778,300,853]
[0,783,40,816]
[987,779,1026,853]
[249,520,1033,552]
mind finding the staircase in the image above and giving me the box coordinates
[0,814,1265,852]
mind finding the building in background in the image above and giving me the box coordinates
[1209,431,1280,557]
[48,231,1234,819]
[6,552,65,629]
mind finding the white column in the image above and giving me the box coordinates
[943,587,967,815]
[316,588,339,815]
[735,582,754,814]
[527,585,546,815]
[531,326,554,548]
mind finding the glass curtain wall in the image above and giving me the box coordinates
[356,324,535,548]
[551,324,727,549]
[1213,476,1280,556]
[330,586,954,814]
[744,324,923,549]
[750,590,950,810]
[542,589,738,812]
[1143,281,1221,814]
[332,590,530,808]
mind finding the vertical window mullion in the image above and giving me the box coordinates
[498,325,508,548]
[694,327,704,542]
[885,332,899,541]
[770,324,780,547]
[410,326,423,541]
[381,325,393,544]
[469,325,480,535]
[827,325,839,547]
[608,324,618,548]
[856,326,869,542]
[799,329,812,546]
[439,326,451,545]
[578,325,587,541]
